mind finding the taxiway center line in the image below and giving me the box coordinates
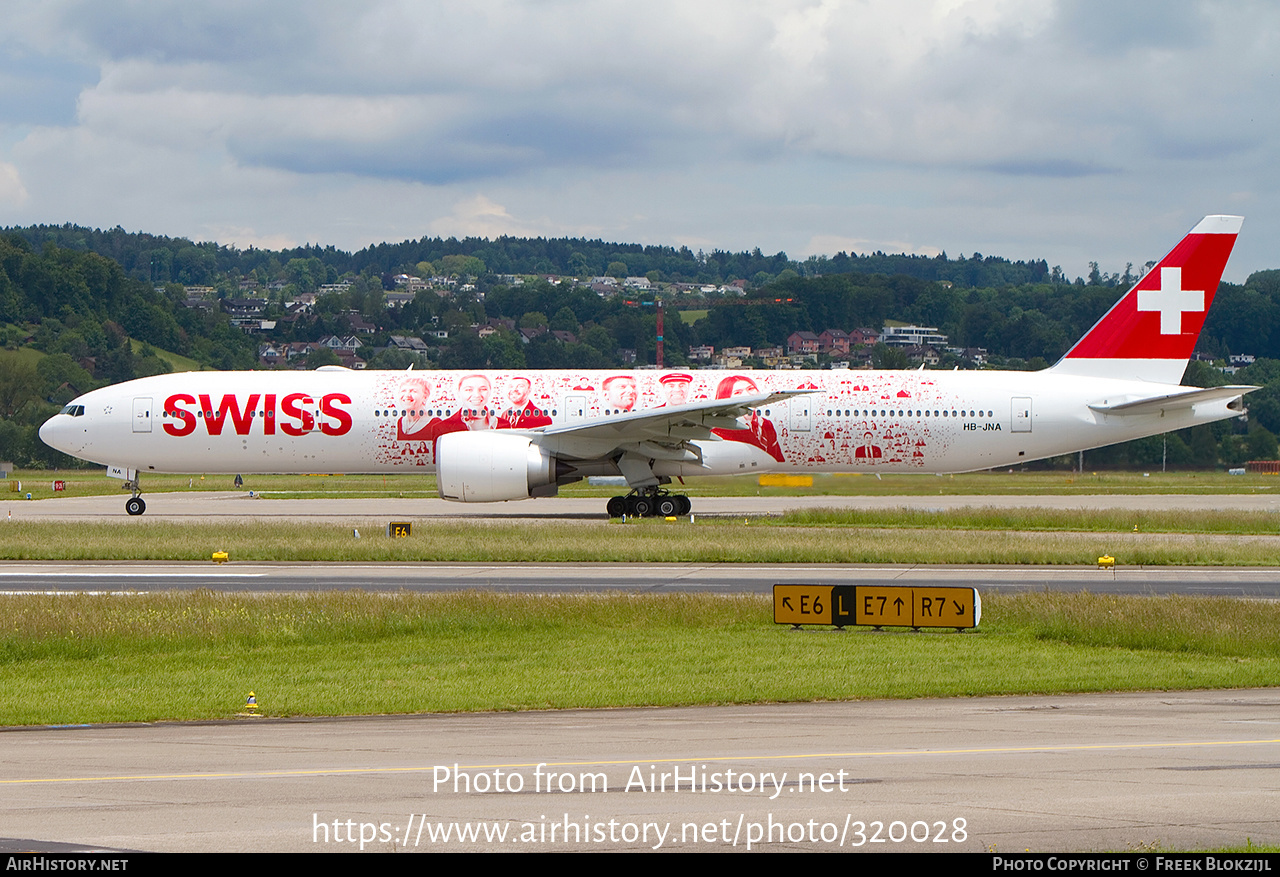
[5,736,1277,786]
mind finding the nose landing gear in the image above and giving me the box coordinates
[124,479,146,516]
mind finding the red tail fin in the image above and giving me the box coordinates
[1051,215,1242,384]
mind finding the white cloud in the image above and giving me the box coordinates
[805,234,943,259]
[0,0,1276,282]
[429,195,538,239]
[200,226,299,251]
[0,161,28,206]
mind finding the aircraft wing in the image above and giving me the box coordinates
[1088,385,1258,417]
[528,390,809,461]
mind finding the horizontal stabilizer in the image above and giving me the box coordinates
[1088,385,1257,417]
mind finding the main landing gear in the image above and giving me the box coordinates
[124,478,146,516]
[606,489,691,519]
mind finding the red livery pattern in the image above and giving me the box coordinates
[358,370,961,469]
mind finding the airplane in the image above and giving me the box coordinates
[39,215,1253,519]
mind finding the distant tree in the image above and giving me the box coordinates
[1244,269,1280,296]
[1182,360,1231,388]
[1219,433,1249,467]
[52,329,90,361]
[482,333,526,369]
[550,307,580,333]
[0,358,40,417]
[579,325,615,356]
[440,255,486,278]
[174,246,216,285]
[439,331,484,370]
[369,348,430,370]
[1248,425,1279,461]
[316,291,346,317]
[1246,388,1280,435]
[1189,426,1219,467]
[134,351,173,378]
[305,347,341,369]
[1164,432,1193,467]
[871,343,909,369]
[286,257,325,292]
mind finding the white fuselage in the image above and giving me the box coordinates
[39,367,1238,481]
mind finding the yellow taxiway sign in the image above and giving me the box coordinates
[774,584,979,630]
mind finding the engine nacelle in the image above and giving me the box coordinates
[436,431,559,502]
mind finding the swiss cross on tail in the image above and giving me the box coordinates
[1137,267,1202,335]
[1052,215,1242,384]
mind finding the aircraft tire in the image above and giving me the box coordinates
[657,497,678,517]
[676,495,691,516]
[630,496,652,518]
[125,497,146,516]
[606,496,627,518]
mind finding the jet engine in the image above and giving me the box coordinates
[436,431,565,502]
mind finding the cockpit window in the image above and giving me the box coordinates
[59,405,85,417]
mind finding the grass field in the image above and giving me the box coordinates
[4,471,434,501]
[3,515,1279,564]
[0,346,44,368]
[7,472,1280,565]
[127,338,207,372]
[2,591,1277,725]
[774,506,1280,534]
[5,466,1279,733]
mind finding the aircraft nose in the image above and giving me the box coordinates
[39,414,63,450]
[39,411,78,455]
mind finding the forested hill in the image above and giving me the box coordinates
[3,223,1055,288]
[3,224,1278,366]
[4,223,1280,470]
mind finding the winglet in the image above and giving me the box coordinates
[1050,215,1242,384]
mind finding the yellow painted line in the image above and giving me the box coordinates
[4,737,1278,785]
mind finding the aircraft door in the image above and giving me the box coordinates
[132,397,152,433]
[789,397,811,432]
[565,395,587,424]
[302,397,319,433]
[1012,397,1032,433]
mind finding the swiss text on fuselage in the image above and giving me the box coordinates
[162,393,353,437]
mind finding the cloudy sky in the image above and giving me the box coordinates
[0,0,1275,281]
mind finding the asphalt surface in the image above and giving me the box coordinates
[2,690,1278,853]
[3,561,1280,597]
[8,491,1280,597]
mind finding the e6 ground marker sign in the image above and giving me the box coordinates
[773,584,980,631]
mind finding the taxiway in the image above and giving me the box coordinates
[2,690,1277,852]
